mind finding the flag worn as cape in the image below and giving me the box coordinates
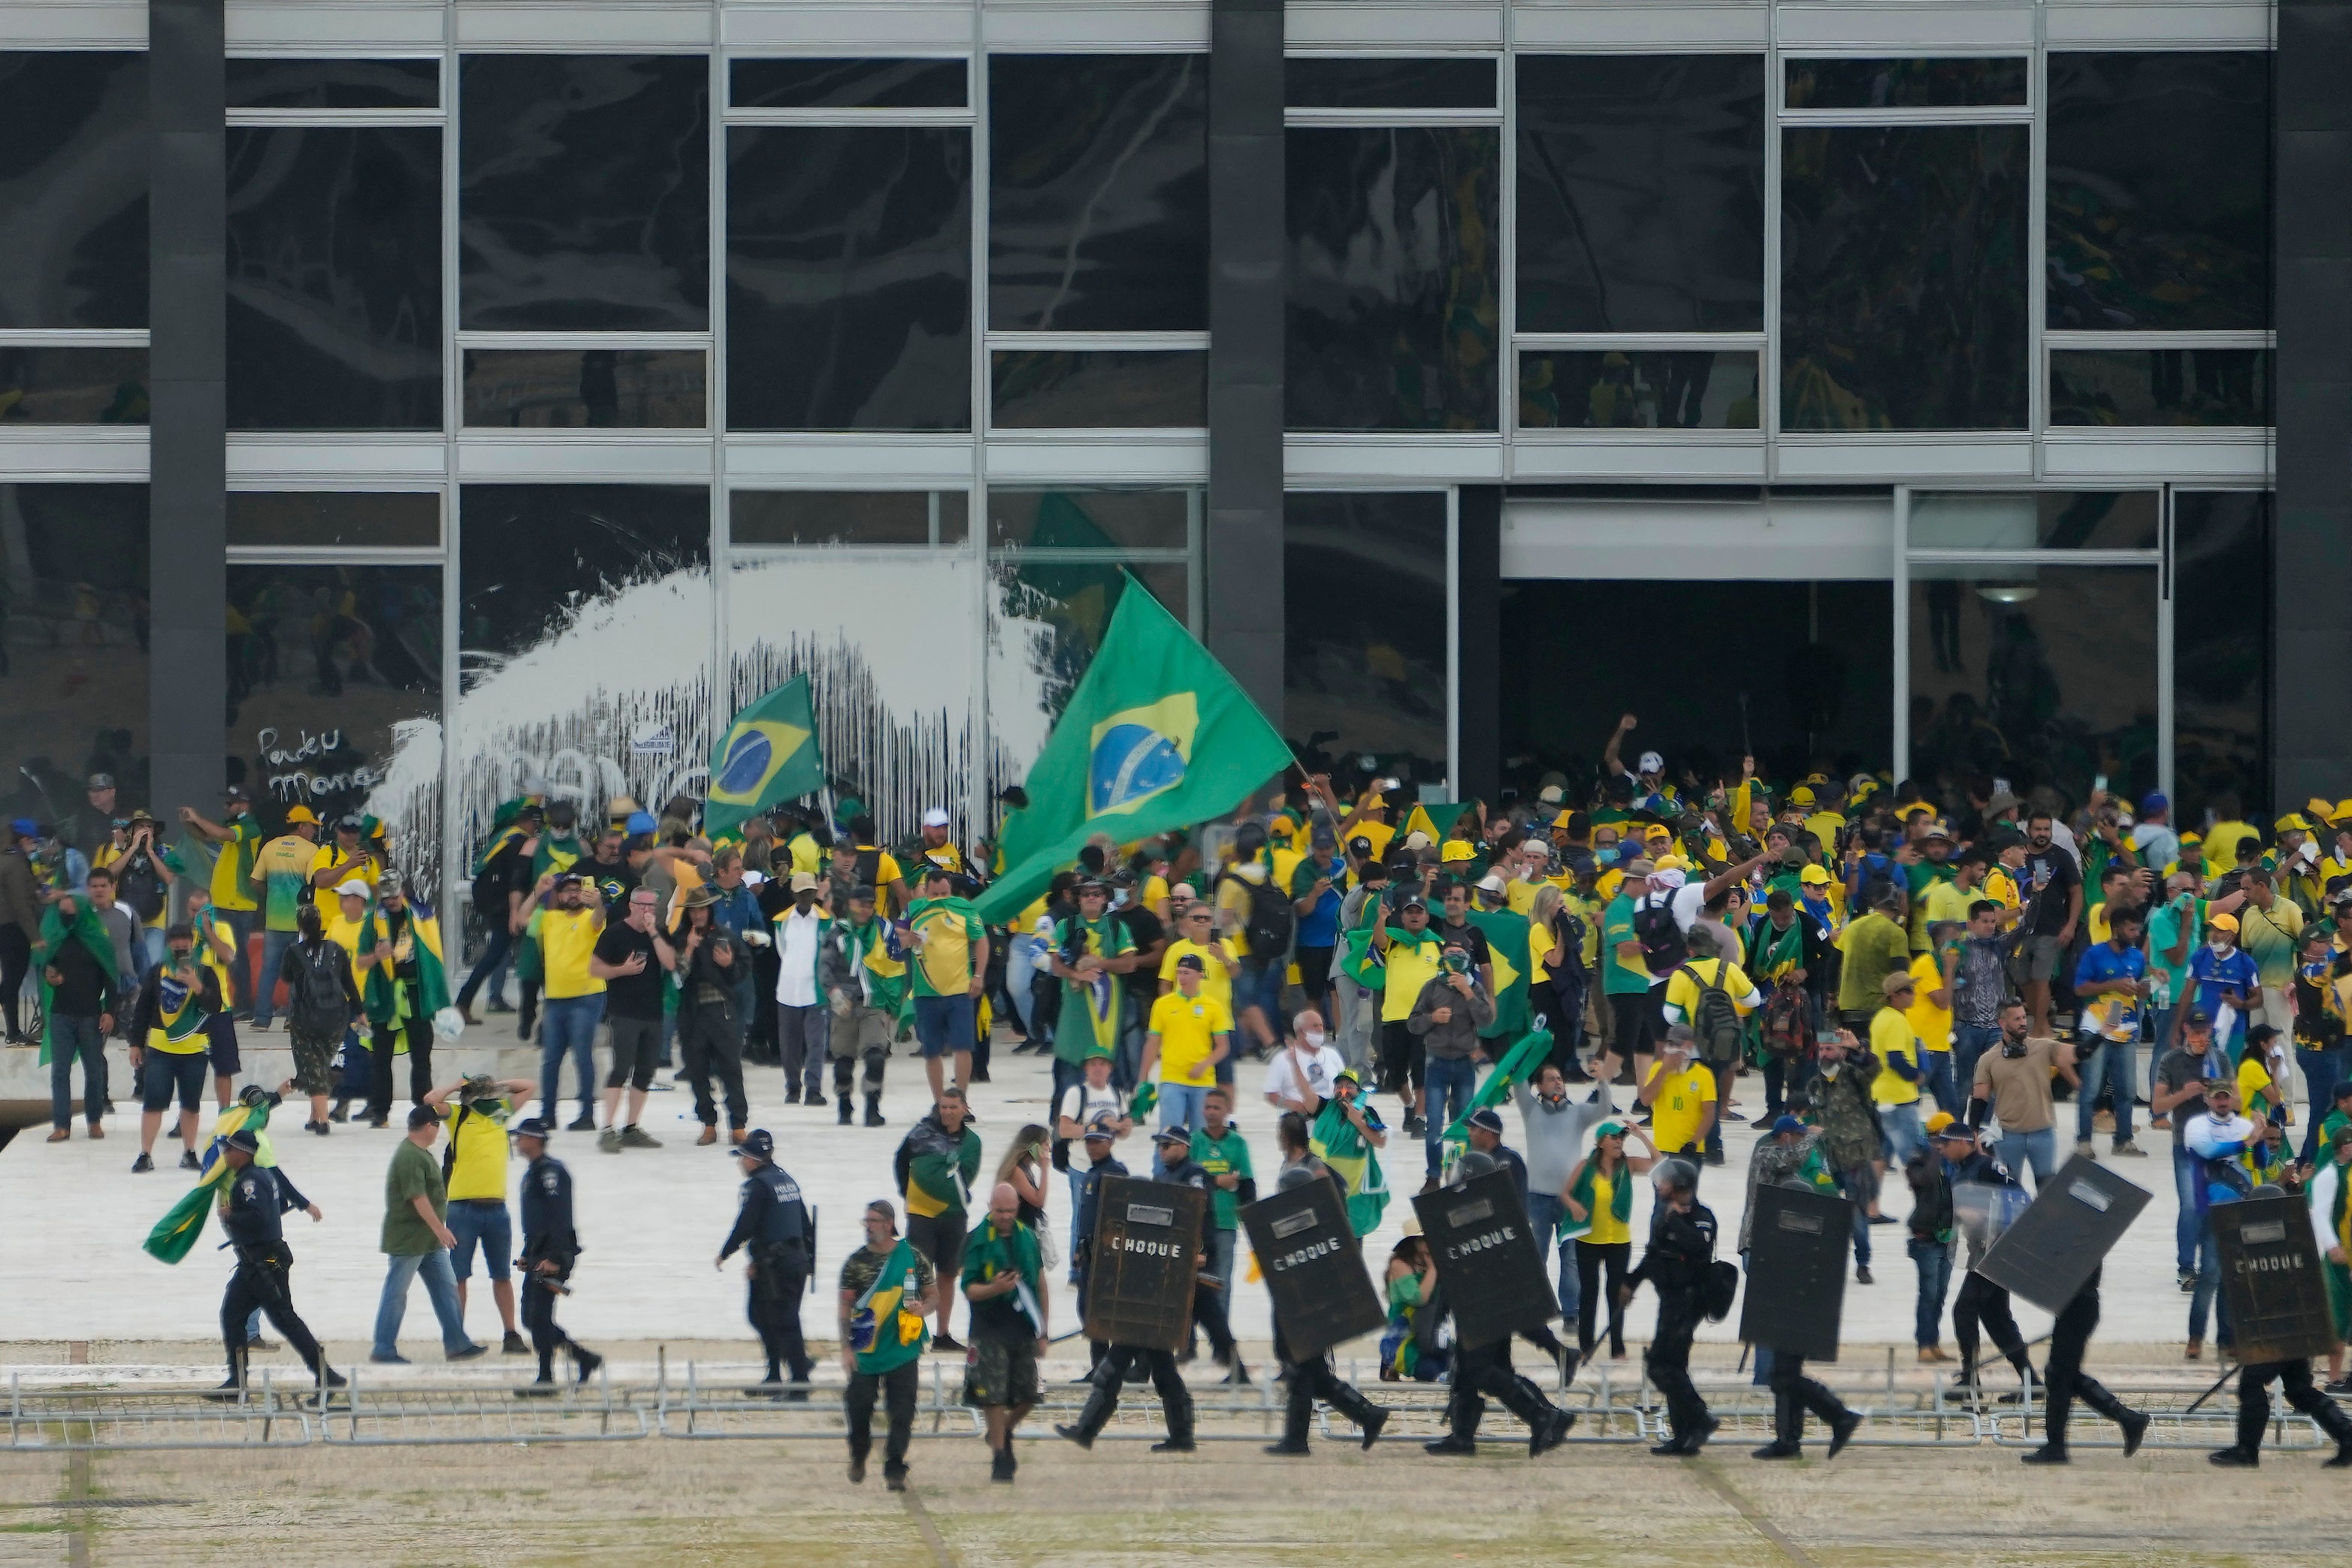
[976,577,1293,926]
[144,1097,277,1264]
[706,674,824,849]
[358,899,452,1034]
[1310,1096,1389,1237]
[1465,907,1532,1038]
[35,899,118,1067]
[1440,1027,1553,1151]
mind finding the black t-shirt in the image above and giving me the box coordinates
[2154,1047,2217,1144]
[2023,846,2080,936]
[595,923,663,1019]
[1436,917,1491,969]
[573,853,636,903]
[1114,905,1165,1003]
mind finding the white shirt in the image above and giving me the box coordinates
[2184,1110,2257,1162]
[1263,1041,1346,1110]
[773,907,824,1008]
[1057,1082,1124,1135]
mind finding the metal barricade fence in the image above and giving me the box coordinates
[7,1370,315,1451]
[1981,1370,2335,1452]
[313,1365,651,1446]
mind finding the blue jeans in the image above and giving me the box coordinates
[1159,1082,1210,1133]
[1906,1235,1954,1348]
[2075,1041,2136,1142]
[1114,1004,1147,1095]
[2006,1125,2058,1191]
[1881,1101,1924,1165]
[2187,1212,2232,1346]
[373,1248,474,1358]
[1951,1024,2001,1102]
[539,995,604,1118]
[1235,960,1287,1045]
[1005,935,1041,1036]
[2297,1047,2344,1163]
[1423,1053,1480,1173]
[445,1200,512,1282]
[1920,1051,1961,1117]
[1835,1167,1872,1267]
[2171,1144,2201,1274]
[2146,1005,2176,1097]
[455,922,512,1011]
[249,928,298,1029]
[1523,1192,1581,1323]
[48,1014,107,1129]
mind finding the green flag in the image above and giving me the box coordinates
[706,674,824,847]
[976,577,1292,924]
[1465,907,1532,1038]
[1438,1026,1554,1162]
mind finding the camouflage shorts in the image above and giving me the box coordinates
[960,1333,1038,1408]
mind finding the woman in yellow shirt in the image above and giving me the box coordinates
[1559,1118,1655,1360]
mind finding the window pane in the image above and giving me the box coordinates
[1515,55,1764,334]
[2051,348,2269,427]
[226,564,443,889]
[462,349,705,428]
[0,346,147,424]
[460,55,709,331]
[2172,491,2270,826]
[1288,126,1499,431]
[0,485,149,848]
[228,492,441,549]
[1782,125,2028,431]
[1909,564,2159,808]
[1284,57,1495,109]
[730,57,966,109]
[1285,493,1447,790]
[1518,350,1758,430]
[731,490,968,547]
[988,488,1190,551]
[228,125,444,431]
[990,555,1189,762]
[1909,491,2158,550]
[988,55,1208,332]
[0,52,147,329]
[727,126,971,431]
[2048,52,2271,331]
[991,349,1205,428]
[1785,57,2028,109]
[226,58,440,109]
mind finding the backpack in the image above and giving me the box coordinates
[1219,867,1295,959]
[1759,979,1814,1062]
[115,852,165,923]
[287,940,351,1033]
[1633,895,1685,973]
[1679,962,1744,1067]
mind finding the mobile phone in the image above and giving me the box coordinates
[2093,774,2108,792]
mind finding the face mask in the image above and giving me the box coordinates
[1110,888,1130,908]
[1298,1031,1325,1051]
[2208,938,2233,954]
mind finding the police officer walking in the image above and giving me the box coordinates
[718,1128,815,1397]
[1623,1158,1719,1455]
[209,1128,343,1400]
[2020,1264,2148,1464]
[1422,1150,1574,1458]
[1263,1165,1392,1457]
[514,1116,601,1394]
[1057,1127,1203,1453]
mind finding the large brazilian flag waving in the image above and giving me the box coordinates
[706,674,825,847]
[976,576,1293,925]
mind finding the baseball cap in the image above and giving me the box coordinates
[1637,751,1664,775]
[1174,953,1205,973]
[86,772,113,790]
[1537,785,1564,805]
[1476,872,1506,894]
[1924,820,1954,841]
[223,784,250,802]
[1770,1115,1806,1137]
[7,817,35,839]
[1924,1110,1956,1135]
[2140,792,2169,815]
[1465,1107,1505,1136]
[511,1116,553,1139]
[2277,813,2315,835]
[1649,866,1687,890]
[1155,1123,1193,1146]
[2185,1008,2213,1027]
[1798,863,1831,886]
[921,807,951,828]
[625,811,658,836]
[333,878,370,897]
[225,1128,262,1154]
[1082,1113,1120,1142]
[284,805,319,825]
[789,871,818,893]
[1933,1119,1976,1143]
[1396,893,1427,913]
[738,1128,775,1159]
[2208,911,2239,933]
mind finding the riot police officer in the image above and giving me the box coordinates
[1263,1165,1391,1457]
[1623,1157,1719,1455]
[2021,1264,2148,1464]
[1421,1150,1574,1458]
[514,1116,601,1394]
[208,1128,342,1400]
[1057,1126,1202,1453]
[718,1128,815,1397]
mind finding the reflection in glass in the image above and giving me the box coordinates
[991,349,1205,428]
[0,347,147,424]
[226,564,443,890]
[2051,349,2269,427]
[0,52,147,329]
[226,58,440,109]
[730,58,966,109]
[1284,494,1447,793]
[228,126,443,431]
[727,126,970,431]
[1516,55,1764,334]
[2047,53,2271,331]
[1288,127,1499,431]
[989,554,1190,786]
[987,488,1191,551]
[731,491,969,548]
[228,493,440,550]
[988,56,1208,332]
[1518,351,1758,430]
[2172,492,2270,825]
[463,349,705,428]
[0,485,150,832]
[460,55,709,331]
[1908,491,2157,551]
[1909,564,2158,809]
[1782,126,2028,431]
[1785,57,2027,109]
[1284,57,1495,109]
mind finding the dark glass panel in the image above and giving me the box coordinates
[1517,350,1758,430]
[225,564,443,886]
[1283,56,1495,109]
[1284,493,1447,792]
[1288,126,1499,431]
[225,57,440,109]
[1909,565,2158,808]
[2047,52,2271,331]
[730,57,966,109]
[1515,54,1764,334]
[462,349,705,427]
[2172,491,2269,826]
[988,55,1208,331]
[727,125,970,431]
[987,488,1189,551]
[0,485,151,833]
[2050,348,2269,426]
[0,52,147,329]
[991,349,1205,428]
[460,55,709,331]
[1910,491,2158,551]
[0,347,147,424]
[227,492,440,549]
[227,125,443,431]
[458,484,709,663]
[1781,125,2028,431]
[1785,56,2028,109]
[990,554,1189,745]
[731,490,969,547]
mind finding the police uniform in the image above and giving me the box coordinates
[1058,1133,1199,1452]
[1261,1159,1393,1456]
[721,1134,815,1391]
[1948,1148,2036,1394]
[517,1127,600,1390]
[1628,1193,1720,1453]
[2024,1264,2148,1463]
[214,1140,335,1393]
[1422,1154,1574,1458]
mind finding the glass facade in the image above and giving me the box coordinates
[991,349,1205,429]
[2172,491,2271,824]
[1518,350,1758,431]
[461,348,706,429]
[0,52,148,329]
[0,346,147,424]
[1283,493,1449,793]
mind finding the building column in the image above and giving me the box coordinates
[148,0,228,821]
[1205,0,1284,724]
[1456,486,1501,802]
[2274,0,2352,806]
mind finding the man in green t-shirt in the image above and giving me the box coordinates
[960,1183,1049,1482]
[180,786,263,1014]
[1600,863,1659,1081]
[246,806,321,1032]
[1189,1086,1255,1356]
[837,1198,938,1491]
[1836,886,1913,1031]
[373,1106,488,1365]
[1048,878,1139,1099]
[906,863,989,1100]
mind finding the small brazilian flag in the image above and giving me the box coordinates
[706,674,824,847]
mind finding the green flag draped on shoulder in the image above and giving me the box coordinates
[145,1096,279,1264]
[1437,1027,1553,1167]
[1465,907,1532,1038]
[35,899,116,1068]
[706,674,824,847]
[976,577,1293,925]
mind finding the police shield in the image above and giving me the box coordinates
[1082,1175,1208,1353]
[1737,1183,1852,1361]
[1413,1168,1555,1352]
[2213,1195,2341,1364]
[1241,1175,1385,1361]
[1973,1156,2151,1313]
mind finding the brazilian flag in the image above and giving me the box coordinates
[359,899,452,1038]
[1436,1027,1552,1173]
[1465,907,1532,1038]
[35,899,116,1068]
[706,675,824,847]
[145,1098,278,1264]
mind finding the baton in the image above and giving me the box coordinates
[2181,1357,2240,1417]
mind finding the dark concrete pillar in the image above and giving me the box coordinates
[1456,486,1501,802]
